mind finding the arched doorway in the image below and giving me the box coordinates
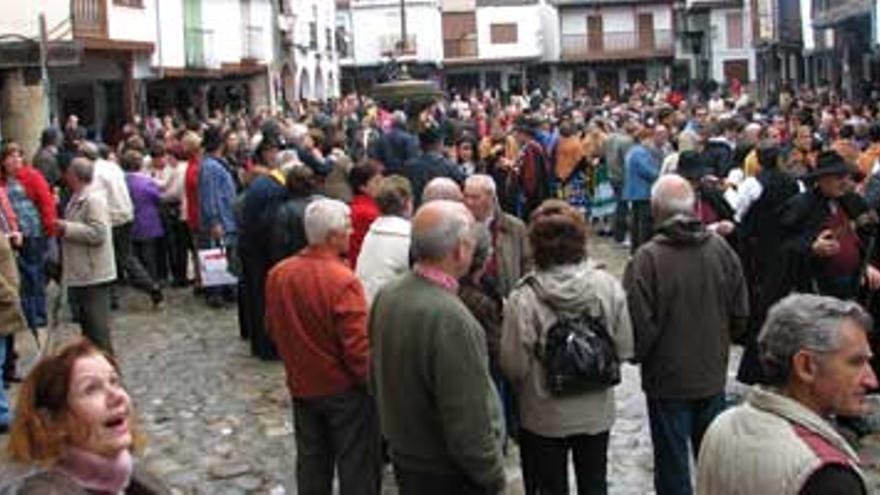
[299,69,311,101]
[315,68,325,101]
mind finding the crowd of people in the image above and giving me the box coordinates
[0,80,879,494]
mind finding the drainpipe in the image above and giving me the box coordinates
[153,0,164,112]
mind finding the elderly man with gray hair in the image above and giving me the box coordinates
[265,197,380,495]
[370,200,505,494]
[697,294,876,494]
[422,177,464,203]
[57,156,117,353]
[624,174,749,495]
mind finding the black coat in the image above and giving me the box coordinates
[402,151,466,206]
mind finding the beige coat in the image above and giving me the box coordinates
[500,261,634,437]
[493,212,532,298]
[697,386,867,495]
[0,234,27,336]
[61,186,117,287]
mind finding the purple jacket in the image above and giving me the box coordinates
[126,173,164,240]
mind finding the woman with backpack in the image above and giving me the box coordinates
[500,199,634,495]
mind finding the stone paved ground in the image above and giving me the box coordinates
[1,236,878,494]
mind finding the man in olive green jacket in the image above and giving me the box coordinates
[370,200,505,494]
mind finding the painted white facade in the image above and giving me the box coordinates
[342,0,443,67]
[288,0,340,101]
[475,5,544,61]
[0,0,72,40]
[708,5,756,83]
[559,4,673,35]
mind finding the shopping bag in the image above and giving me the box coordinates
[198,247,237,287]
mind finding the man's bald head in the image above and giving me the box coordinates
[412,200,476,270]
[651,174,695,223]
[422,177,463,203]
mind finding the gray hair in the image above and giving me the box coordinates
[758,294,873,386]
[464,174,497,200]
[422,177,463,203]
[651,174,695,222]
[78,141,100,161]
[304,198,351,246]
[412,201,474,261]
[68,156,95,183]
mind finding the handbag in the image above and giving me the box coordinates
[197,245,237,288]
[528,281,621,396]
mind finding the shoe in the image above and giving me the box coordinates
[150,287,164,308]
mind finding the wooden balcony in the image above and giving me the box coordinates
[443,38,478,59]
[72,0,108,39]
[561,29,674,62]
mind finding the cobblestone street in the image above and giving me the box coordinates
[2,237,879,494]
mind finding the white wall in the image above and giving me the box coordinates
[108,0,158,43]
[709,7,756,82]
[204,0,244,65]
[155,0,185,68]
[0,0,71,40]
[476,5,543,60]
[290,0,339,101]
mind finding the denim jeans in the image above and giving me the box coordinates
[0,336,9,427]
[647,394,726,495]
[17,236,48,329]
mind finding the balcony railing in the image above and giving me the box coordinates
[185,27,218,69]
[380,34,417,57]
[444,38,478,59]
[242,25,264,60]
[71,0,108,38]
[561,30,674,61]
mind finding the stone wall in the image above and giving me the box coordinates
[0,68,47,157]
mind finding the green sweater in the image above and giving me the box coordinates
[370,272,505,491]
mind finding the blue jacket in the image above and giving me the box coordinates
[373,127,420,175]
[623,144,659,201]
[199,155,238,236]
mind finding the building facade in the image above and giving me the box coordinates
[811,0,877,101]
[678,0,756,89]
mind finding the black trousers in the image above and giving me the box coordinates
[68,282,113,354]
[612,182,629,244]
[161,202,190,285]
[240,251,278,360]
[293,388,381,495]
[133,238,162,282]
[630,200,653,254]
[519,428,610,495]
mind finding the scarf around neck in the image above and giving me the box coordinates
[56,447,133,494]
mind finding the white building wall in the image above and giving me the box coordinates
[559,4,672,35]
[709,7,756,82]
[476,5,543,60]
[0,0,71,40]
[155,0,186,69]
[108,0,158,43]
[204,0,245,65]
[289,0,339,101]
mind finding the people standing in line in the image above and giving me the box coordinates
[697,294,876,495]
[347,163,382,269]
[370,200,505,495]
[502,199,633,495]
[355,175,413,305]
[56,157,117,353]
[602,120,636,245]
[623,127,660,254]
[197,127,239,308]
[623,174,749,495]
[268,166,319,265]
[265,198,380,495]
[82,142,162,309]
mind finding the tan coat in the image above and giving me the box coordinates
[493,212,532,298]
[0,234,27,336]
[60,186,117,287]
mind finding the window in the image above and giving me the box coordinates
[113,0,143,6]
[309,22,318,49]
[490,23,517,44]
[326,28,333,52]
[726,12,744,49]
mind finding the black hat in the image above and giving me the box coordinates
[256,134,282,156]
[805,150,851,180]
[676,150,706,181]
[514,114,540,135]
[418,125,443,146]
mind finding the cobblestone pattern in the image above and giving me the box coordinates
[1,237,877,494]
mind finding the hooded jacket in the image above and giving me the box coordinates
[501,261,634,437]
[623,215,749,399]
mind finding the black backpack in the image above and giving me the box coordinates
[529,284,621,396]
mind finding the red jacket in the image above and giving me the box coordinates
[184,156,200,232]
[348,194,379,268]
[17,166,56,237]
[265,246,370,398]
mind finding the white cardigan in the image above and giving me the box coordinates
[356,216,411,305]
